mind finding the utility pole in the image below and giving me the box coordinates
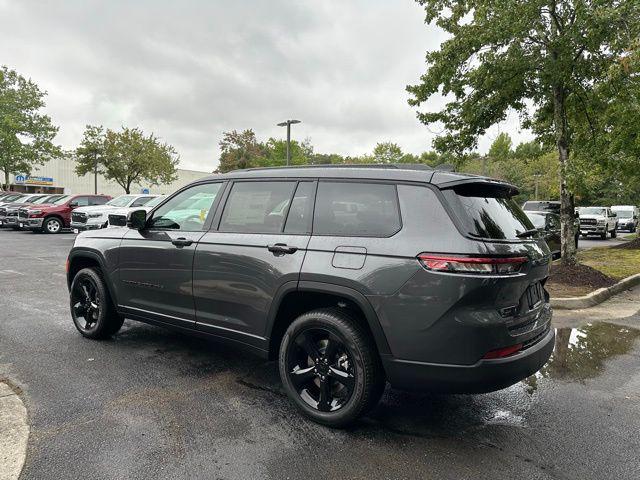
[277,119,301,166]
[94,152,98,194]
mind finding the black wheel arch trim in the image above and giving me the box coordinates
[67,248,119,307]
[265,280,391,356]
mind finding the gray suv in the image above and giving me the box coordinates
[67,165,554,427]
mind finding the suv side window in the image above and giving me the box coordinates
[131,196,154,207]
[219,181,297,233]
[90,196,109,206]
[148,183,223,231]
[284,182,315,234]
[313,182,401,237]
[73,196,90,207]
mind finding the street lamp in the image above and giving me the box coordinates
[277,119,301,166]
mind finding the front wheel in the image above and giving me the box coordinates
[43,217,63,234]
[611,229,617,238]
[279,308,384,427]
[70,268,124,339]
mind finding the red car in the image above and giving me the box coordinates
[19,194,112,234]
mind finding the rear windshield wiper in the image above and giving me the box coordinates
[516,228,540,239]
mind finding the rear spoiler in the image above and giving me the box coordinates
[436,177,519,197]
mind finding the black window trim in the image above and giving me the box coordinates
[215,179,315,236]
[311,178,403,239]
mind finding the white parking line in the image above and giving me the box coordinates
[0,382,29,480]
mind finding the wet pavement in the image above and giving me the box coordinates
[1,230,640,479]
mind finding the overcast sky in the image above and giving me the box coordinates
[1,0,532,172]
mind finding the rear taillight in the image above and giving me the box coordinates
[417,254,527,275]
[483,343,523,359]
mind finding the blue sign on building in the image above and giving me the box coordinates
[141,188,150,194]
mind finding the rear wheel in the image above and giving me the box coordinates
[70,268,124,339]
[279,308,384,427]
[43,217,62,234]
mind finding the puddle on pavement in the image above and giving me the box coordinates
[523,322,640,391]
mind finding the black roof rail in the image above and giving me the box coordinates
[241,163,438,172]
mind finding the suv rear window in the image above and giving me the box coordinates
[313,182,401,237]
[443,184,534,240]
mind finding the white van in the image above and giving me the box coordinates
[611,205,639,232]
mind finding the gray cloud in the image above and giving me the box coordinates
[1,0,532,171]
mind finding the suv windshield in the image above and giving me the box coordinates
[615,210,633,218]
[51,195,71,205]
[522,201,559,213]
[107,195,135,207]
[443,184,535,239]
[579,207,606,216]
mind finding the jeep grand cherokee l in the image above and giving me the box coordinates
[66,165,554,427]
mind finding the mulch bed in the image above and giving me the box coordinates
[613,237,640,250]
[548,262,616,290]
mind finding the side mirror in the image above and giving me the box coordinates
[634,215,638,220]
[612,213,617,217]
[127,209,147,230]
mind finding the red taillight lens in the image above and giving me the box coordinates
[417,254,527,275]
[65,258,70,274]
[483,343,523,359]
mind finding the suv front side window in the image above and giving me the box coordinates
[148,183,222,231]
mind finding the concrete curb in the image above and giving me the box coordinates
[551,273,640,310]
[0,381,29,480]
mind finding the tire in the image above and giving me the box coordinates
[43,217,63,234]
[70,268,124,339]
[279,308,385,428]
[611,229,617,238]
[600,232,606,240]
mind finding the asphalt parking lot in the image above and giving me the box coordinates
[1,229,640,479]
[578,233,630,250]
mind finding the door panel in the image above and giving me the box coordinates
[118,229,205,327]
[193,232,310,342]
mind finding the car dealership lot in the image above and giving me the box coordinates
[1,230,640,479]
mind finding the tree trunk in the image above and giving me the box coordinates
[3,170,9,191]
[554,85,577,265]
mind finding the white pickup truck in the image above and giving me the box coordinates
[577,206,618,239]
[70,194,160,231]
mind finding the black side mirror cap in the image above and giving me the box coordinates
[108,214,127,227]
[127,209,147,230]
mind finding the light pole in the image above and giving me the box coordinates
[277,119,301,166]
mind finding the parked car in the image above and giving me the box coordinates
[0,194,51,228]
[70,194,160,232]
[525,211,561,258]
[67,165,554,427]
[19,194,112,234]
[611,205,639,232]
[522,200,579,247]
[0,194,65,229]
[577,206,618,239]
[0,193,29,207]
[107,195,165,226]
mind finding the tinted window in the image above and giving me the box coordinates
[284,182,314,234]
[73,197,90,207]
[149,183,222,231]
[90,196,110,205]
[526,212,546,228]
[443,185,535,239]
[220,181,296,233]
[314,182,401,236]
[131,196,155,207]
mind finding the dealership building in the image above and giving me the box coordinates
[5,157,210,196]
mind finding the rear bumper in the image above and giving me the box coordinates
[382,328,555,393]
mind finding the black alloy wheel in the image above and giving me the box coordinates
[70,268,124,339]
[287,328,356,413]
[71,274,102,334]
[279,308,385,427]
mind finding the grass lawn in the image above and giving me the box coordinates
[622,232,639,240]
[577,247,640,280]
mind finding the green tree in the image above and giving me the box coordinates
[372,142,404,164]
[488,133,513,161]
[75,126,179,193]
[216,129,267,173]
[407,1,640,265]
[0,66,61,189]
[74,125,105,194]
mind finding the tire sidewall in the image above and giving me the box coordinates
[279,313,368,426]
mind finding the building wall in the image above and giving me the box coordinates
[7,157,210,196]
